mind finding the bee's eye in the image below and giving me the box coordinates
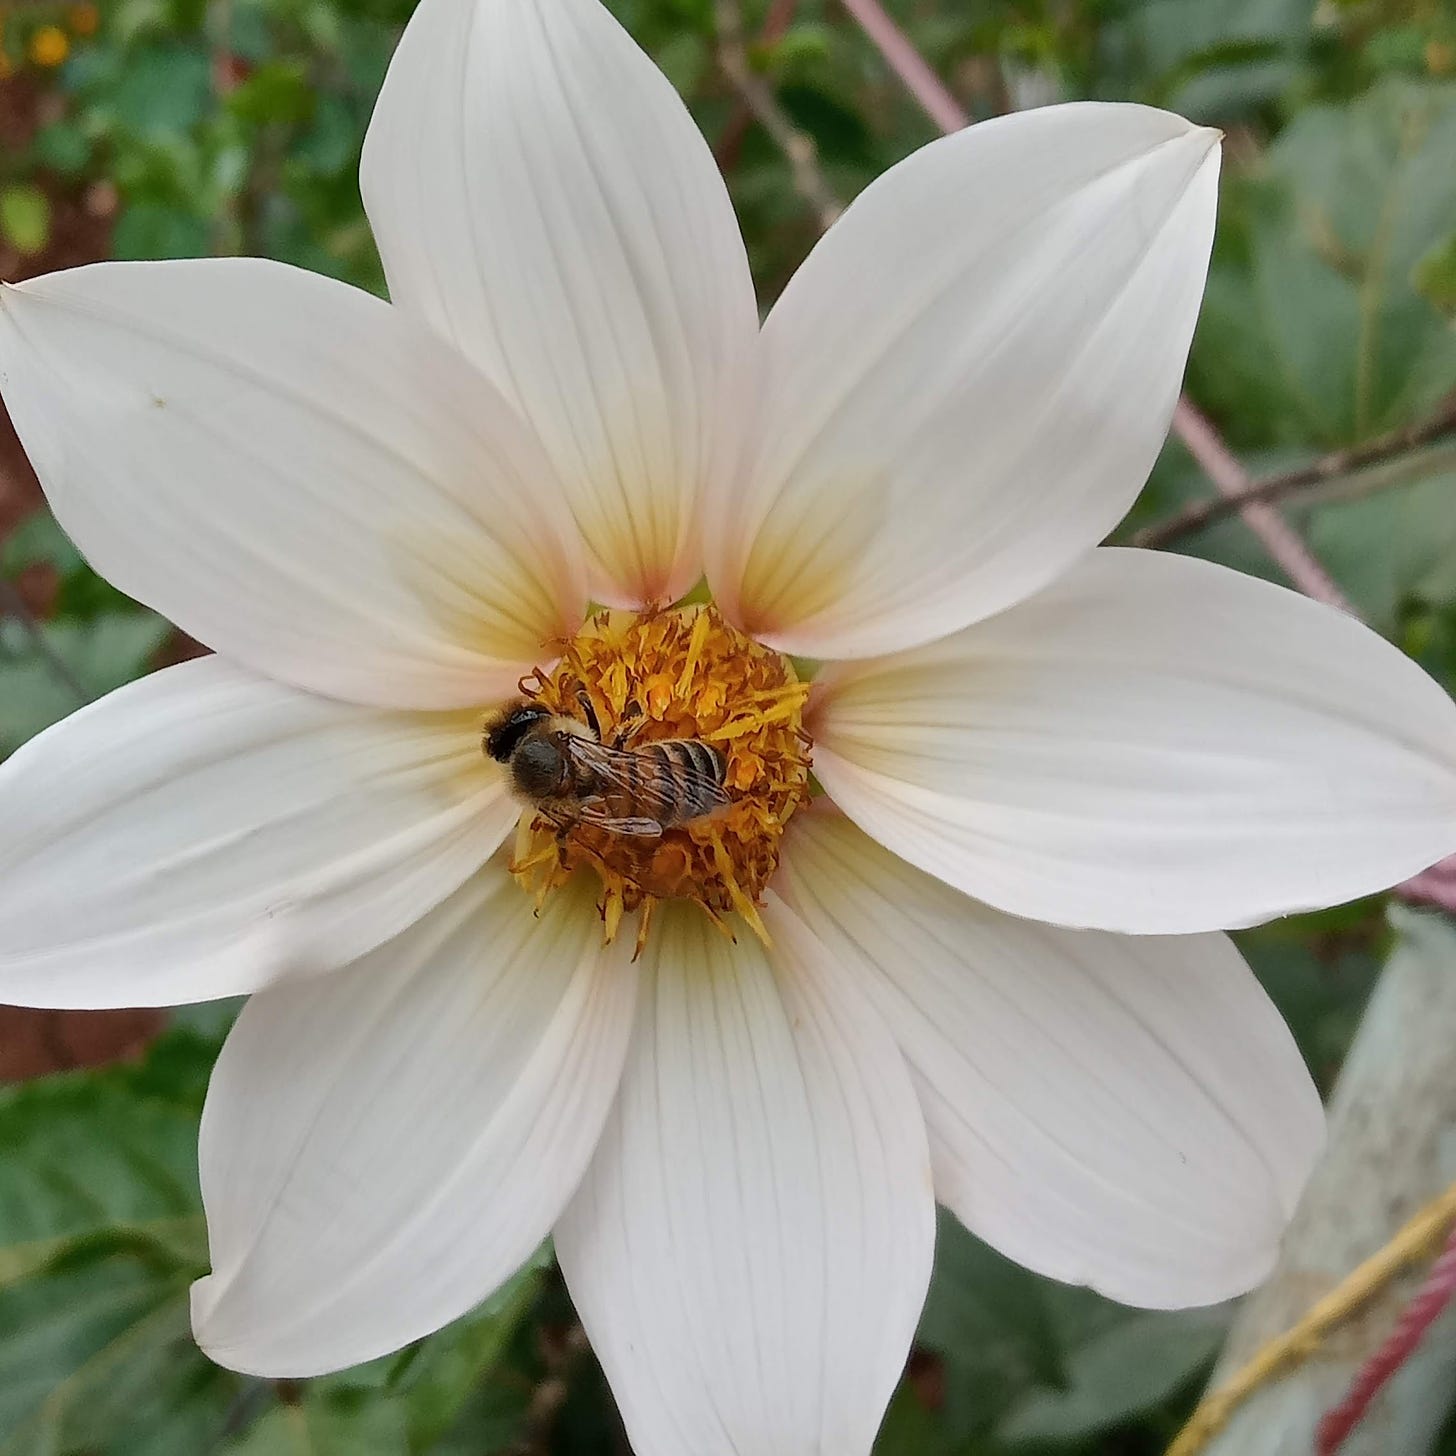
[512,738,565,798]
[486,707,545,762]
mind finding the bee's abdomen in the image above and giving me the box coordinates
[646,739,727,823]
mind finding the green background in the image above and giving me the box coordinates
[0,0,1454,1451]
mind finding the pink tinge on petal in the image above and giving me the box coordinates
[708,102,1220,660]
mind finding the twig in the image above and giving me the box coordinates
[0,574,88,704]
[211,1377,271,1448]
[1317,1220,1456,1454]
[1135,395,1456,547]
[1165,1181,1456,1456]
[514,1320,591,1455]
[716,0,843,232]
[715,0,799,170]
[1168,398,1356,612]
[835,0,970,134]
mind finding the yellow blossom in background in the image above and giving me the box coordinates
[28,24,68,69]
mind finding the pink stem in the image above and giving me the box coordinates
[835,0,970,134]
[1170,400,1355,613]
[1316,1222,1456,1455]
[1396,859,1456,914]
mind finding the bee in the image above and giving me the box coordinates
[484,693,730,839]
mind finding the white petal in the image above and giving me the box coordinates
[709,103,1219,659]
[777,810,1324,1307]
[555,898,934,1456]
[362,0,758,607]
[814,548,1456,934]
[0,259,586,709]
[192,866,638,1377]
[0,657,510,1009]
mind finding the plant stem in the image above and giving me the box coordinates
[1135,395,1456,548]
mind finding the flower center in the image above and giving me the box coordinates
[492,604,812,953]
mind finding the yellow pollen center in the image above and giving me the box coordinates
[502,604,812,952]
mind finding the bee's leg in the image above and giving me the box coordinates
[610,701,645,749]
[536,805,574,851]
[575,689,603,741]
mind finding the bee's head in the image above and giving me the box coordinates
[483,700,550,764]
[511,735,568,800]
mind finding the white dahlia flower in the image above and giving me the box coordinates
[2,0,1455,1449]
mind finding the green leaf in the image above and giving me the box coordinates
[387,1254,547,1448]
[422,1378,533,1456]
[651,32,708,95]
[223,1388,409,1456]
[995,1302,1229,1444]
[0,1251,235,1456]
[872,1385,955,1455]
[1301,446,1456,627]
[1098,0,1313,117]
[0,1031,212,1289]
[1236,912,1383,1085]
[0,1024,548,1452]
[0,509,84,581]
[0,1031,235,1455]
[107,41,213,139]
[32,121,92,177]
[1414,230,1456,315]
[0,612,172,755]
[0,184,52,256]
[915,1211,1062,1436]
[227,60,316,126]
[2,508,141,620]
[112,201,211,261]
[1194,79,1456,447]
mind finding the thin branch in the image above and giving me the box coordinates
[835,0,970,134]
[715,0,800,171]
[1135,395,1456,548]
[211,1378,271,1449]
[716,0,843,232]
[514,1320,591,1456]
[1168,399,1356,612]
[0,574,88,704]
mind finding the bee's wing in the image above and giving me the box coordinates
[566,737,728,818]
[573,799,664,839]
[563,738,677,818]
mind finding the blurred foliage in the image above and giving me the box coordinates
[0,0,1454,1451]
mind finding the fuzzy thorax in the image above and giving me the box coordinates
[499,605,812,950]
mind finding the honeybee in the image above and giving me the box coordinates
[484,694,730,839]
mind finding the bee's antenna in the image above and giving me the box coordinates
[576,688,603,740]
